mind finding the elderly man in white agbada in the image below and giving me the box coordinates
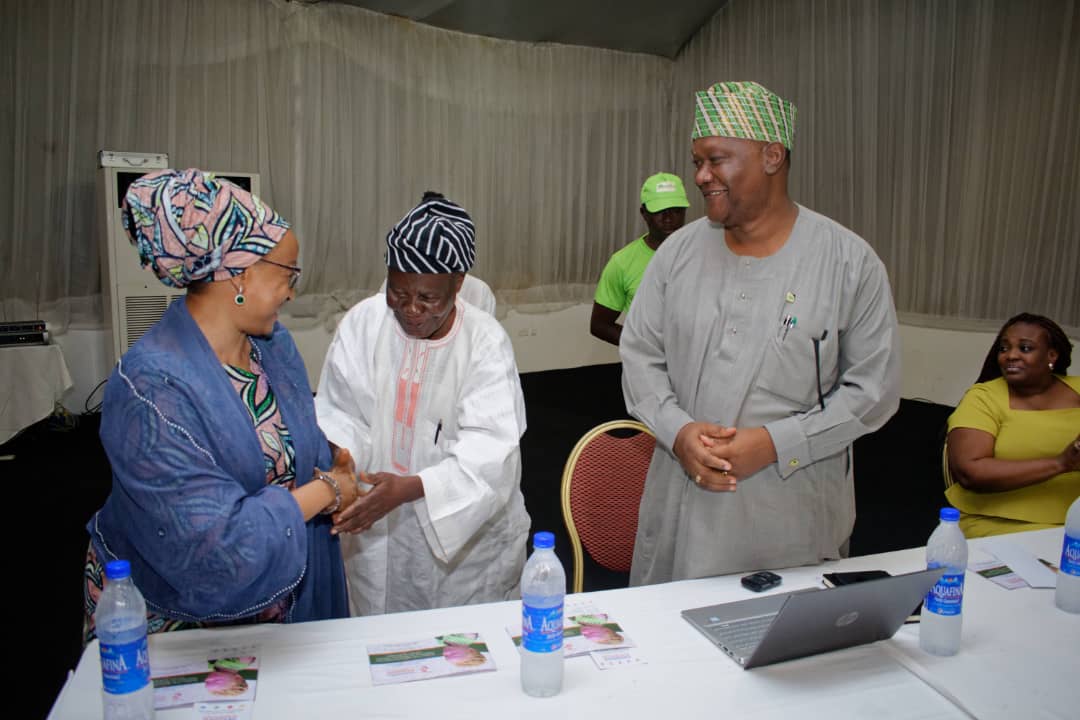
[316,191,530,616]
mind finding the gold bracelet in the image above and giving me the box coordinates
[315,472,341,515]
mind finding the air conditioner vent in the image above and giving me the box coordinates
[124,295,171,349]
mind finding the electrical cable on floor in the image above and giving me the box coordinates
[84,378,107,415]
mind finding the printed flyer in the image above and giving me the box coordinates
[508,602,635,657]
[151,647,259,709]
[970,556,1060,590]
[195,700,254,720]
[367,632,496,685]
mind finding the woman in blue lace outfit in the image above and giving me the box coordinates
[84,169,359,641]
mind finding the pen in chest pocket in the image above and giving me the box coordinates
[434,419,442,445]
[777,290,797,341]
[781,315,797,341]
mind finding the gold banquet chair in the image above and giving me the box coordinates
[560,420,656,593]
[942,442,956,490]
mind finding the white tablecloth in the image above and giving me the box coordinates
[0,343,72,445]
[48,529,1079,719]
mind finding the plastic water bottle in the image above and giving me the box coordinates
[520,531,566,697]
[1055,496,1080,613]
[97,559,155,719]
[919,508,968,656]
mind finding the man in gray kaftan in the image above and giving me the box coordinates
[620,81,901,585]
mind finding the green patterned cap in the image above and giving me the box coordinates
[692,81,797,150]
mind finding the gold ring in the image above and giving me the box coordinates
[721,470,729,476]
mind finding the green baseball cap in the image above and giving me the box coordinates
[640,172,690,213]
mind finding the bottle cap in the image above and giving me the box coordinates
[533,531,555,549]
[104,559,132,581]
[939,507,960,522]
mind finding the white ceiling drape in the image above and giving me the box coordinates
[0,0,673,331]
[2,0,1077,336]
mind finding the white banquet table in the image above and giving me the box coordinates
[0,343,72,445]
[49,528,1079,719]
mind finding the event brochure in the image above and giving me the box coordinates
[195,701,254,720]
[983,538,1057,587]
[507,601,636,657]
[970,556,1060,590]
[591,647,648,670]
[367,633,496,685]
[151,646,259,709]
[970,558,1031,590]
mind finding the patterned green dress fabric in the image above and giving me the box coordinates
[83,347,296,642]
[692,81,797,150]
[224,353,297,489]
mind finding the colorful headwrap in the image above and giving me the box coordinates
[691,81,797,150]
[121,168,291,289]
[385,192,476,274]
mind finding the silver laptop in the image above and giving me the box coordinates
[681,568,944,669]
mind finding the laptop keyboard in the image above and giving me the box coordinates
[706,612,778,656]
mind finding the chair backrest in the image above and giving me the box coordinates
[942,441,955,490]
[560,420,655,593]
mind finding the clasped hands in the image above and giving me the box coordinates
[329,470,425,536]
[673,421,777,493]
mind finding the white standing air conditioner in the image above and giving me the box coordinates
[97,152,261,367]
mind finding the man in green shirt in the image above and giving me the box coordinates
[590,172,690,345]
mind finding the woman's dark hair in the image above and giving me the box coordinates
[185,278,211,295]
[976,312,1073,383]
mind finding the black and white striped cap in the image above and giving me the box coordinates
[385,192,476,274]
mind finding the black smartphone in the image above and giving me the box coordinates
[822,569,922,623]
[741,570,782,592]
[822,570,890,587]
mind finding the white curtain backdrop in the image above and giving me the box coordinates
[674,0,1079,333]
[0,0,673,331]
[1,0,1077,336]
